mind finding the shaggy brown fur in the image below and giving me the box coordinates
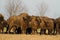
[29,16,40,34]
[0,20,9,33]
[7,13,31,34]
[40,17,54,34]
[56,17,60,34]
[0,14,4,22]
[7,16,19,33]
[0,14,5,33]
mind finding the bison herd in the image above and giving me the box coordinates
[0,13,60,35]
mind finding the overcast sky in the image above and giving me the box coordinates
[0,0,60,20]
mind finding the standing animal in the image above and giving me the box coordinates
[29,16,40,34]
[2,20,9,33]
[0,14,9,33]
[55,17,60,34]
[49,18,57,35]
[40,17,54,34]
[18,13,31,34]
[7,13,31,34]
[0,14,4,33]
[7,16,18,33]
[38,17,46,34]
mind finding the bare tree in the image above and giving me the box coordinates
[37,2,48,16]
[5,0,27,17]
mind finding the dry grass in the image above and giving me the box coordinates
[0,34,60,40]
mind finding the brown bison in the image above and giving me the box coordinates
[17,13,31,34]
[49,18,57,35]
[0,20,9,33]
[28,16,40,34]
[1,20,9,33]
[0,14,9,33]
[7,16,18,33]
[37,16,46,34]
[7,13,31,34]
[55,17,60,34]
[38,16,54,35]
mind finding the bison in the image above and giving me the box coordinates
[0,14,9,33]
[7,12,31,34]
[38,16,46,34]
[7,16,18,33]
[36,16,54,35]
[55,17,60,34]
[28,16,41,34]
[0,20,9,33]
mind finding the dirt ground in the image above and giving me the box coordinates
[0,34,60,40]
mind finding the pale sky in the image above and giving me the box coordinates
[0,0,60,20]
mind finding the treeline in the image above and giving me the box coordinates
[0,13,60,35]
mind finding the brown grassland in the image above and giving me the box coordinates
[0,34,60,40]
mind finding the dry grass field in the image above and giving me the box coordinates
[0,34,60,40]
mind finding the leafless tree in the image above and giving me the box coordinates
[5,0,27,17]
[37,2,48,16]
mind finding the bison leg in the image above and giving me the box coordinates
[8,26,15,34]
[26,27,32,34]
[16,27,22,34]
[5,25,9,33]
[11,27,17,34]
[2,28,4,34]
[0,29,2,34]
[7,27,12,34]
[40,29,46,35]
[52,29,56,35]
[31,29,34,34]
[32,29,36,34]
[40,29,43,34]
[48,29,53,35]
[44,29,46,34]
[22,29,26,34]
[40,29,44,34]
[56,29,60,34]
